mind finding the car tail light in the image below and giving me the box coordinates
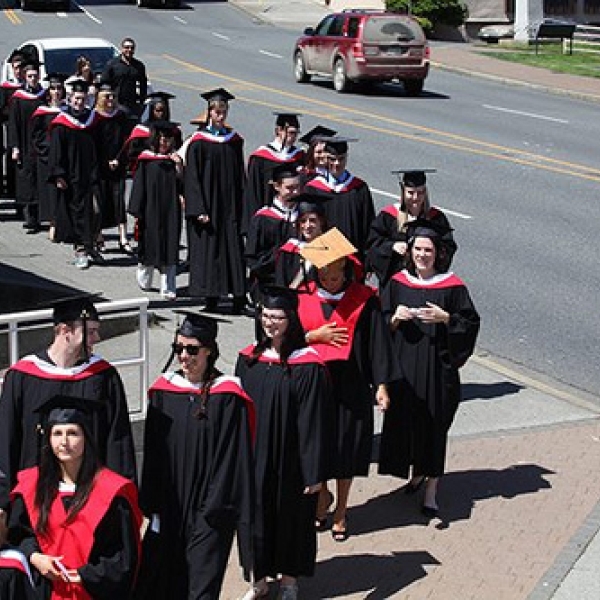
[425,44,430,59]
[351,42,365,58]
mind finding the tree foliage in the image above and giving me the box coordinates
[386,0,468,31]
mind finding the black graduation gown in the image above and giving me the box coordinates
[242,145,305,235]
[0,547,36,600]
[244,204,297,294]
[303,172,375,259]
[298,283,400,478]
[7,88,45,207]
[0,82,21,198]
[0,350,137,511]
[128,151,182,269]
[135,373,255,600]
[379,270,480,478]
[30,106,61,223]
[7,479,140,600]
[235,347,332,581]
[48,110,100,250]
[274,238,310,289]
[184,129,246,299]
[93,109,129,228]
[366,204,457,289]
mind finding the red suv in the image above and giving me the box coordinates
[293,10,430,95]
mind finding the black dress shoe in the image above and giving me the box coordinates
[23,222,40,231]
[421,505,439,519]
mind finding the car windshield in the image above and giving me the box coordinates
[363,18,421,43]
[43,47,118,75]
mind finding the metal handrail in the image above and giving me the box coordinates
[0,297,150,420]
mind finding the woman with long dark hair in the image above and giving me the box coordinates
[236,287,332,600]
[379,219,480,518]
[3,395,141,599]
[135,312,255,600]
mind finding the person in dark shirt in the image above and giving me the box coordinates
[101,38,148,124]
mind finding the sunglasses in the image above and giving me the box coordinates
[172,342,203,356]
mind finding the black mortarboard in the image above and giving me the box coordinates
[34,395,99,432]
[320,136,357,156]
[200,87,235,104]
[299,125,337,146]
[273,112,301,128]
[44,72,68,85]
[69,78,90,93]
[406,218,453,241]
[392,169,436,187]
[49,293,100,325]
[22,59,41,72]
[260,286,299,311]
[270,164,300,182]
[147,91,176,102]
[175,311,225,344]
[296,196,325,218]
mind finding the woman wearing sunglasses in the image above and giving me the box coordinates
[135,312,255,600]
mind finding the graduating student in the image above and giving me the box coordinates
[236,287,332,600]
[47,79,101,270]
[93,83,132,253]
[30,73,67,240]
[366,170,457,289]
[1,50,27,200]
[297,124,336,187]
[125,91,180,167]
[0,295,137,515]
[244,165,302,297]
[379,220,479,518]
[135,312,255,600]
[184,88,246,314]
[242,112,305,234]
[3,395,141,600]
[128,121,183,301]
[297,230,398,542]
[7,59,46,232]
[303,136,375,260]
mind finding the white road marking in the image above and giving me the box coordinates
[483,104,569,124]
[212,32,230,41]
[57,11,68,17]
[259,49,283,59]
[72,1,102,23]
[371,187,473,220]
[174,16,187,24]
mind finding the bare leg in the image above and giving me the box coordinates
[316,482,332,521]
[332,478,352,536]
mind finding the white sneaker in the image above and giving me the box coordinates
[74,253,89,270]
[240,580,269,600]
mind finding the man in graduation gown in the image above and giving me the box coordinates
[184,88,246,313]
[303,136,375,262]
[0,296,137,520]
[1,50,26,200]
[136,312,255,600]
[47,79,101,270]
[7,60,45,231]
[242,112,305,235]
[244,166,302,299]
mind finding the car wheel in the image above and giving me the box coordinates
[333,58,351,93]
[404,79,424,97]
[293,51,311,83]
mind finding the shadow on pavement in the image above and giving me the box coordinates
[304,550,440,599]
[461,380,524,401]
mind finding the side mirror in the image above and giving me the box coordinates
[304,27,315,35]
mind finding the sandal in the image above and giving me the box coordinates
[331,518,349,543]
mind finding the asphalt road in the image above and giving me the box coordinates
[2,0,600,401]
